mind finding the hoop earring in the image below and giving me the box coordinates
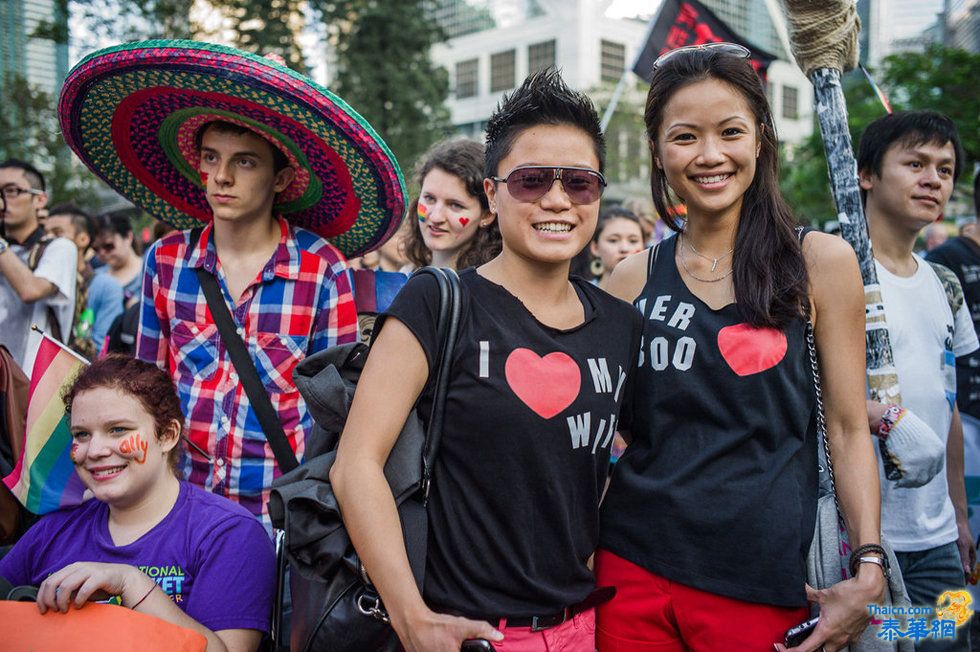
[590,258,604,277]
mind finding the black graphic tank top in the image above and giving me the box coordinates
[600,235,818,607]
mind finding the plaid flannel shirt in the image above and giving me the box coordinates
[137,218,357,530]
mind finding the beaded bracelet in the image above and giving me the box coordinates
[876,404,907,440]
[849,543,889,578]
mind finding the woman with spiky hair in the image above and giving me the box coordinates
[331,69,642,651]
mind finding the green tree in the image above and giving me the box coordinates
[313,0,454,172]
[70,0,196,52]
[227,0,309,74]
[879,44,980,164]
[592,80,650,187]
[0,75,107,208]
[780,45,980,225]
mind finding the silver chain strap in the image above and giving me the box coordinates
[804,313,846,532]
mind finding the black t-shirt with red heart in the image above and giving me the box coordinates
[384,268,642,618]
[600,234,818,607]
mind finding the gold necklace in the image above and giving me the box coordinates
[679,234,734,283]
[684,233,733,272]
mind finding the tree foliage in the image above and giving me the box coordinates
[781,45,980,225]
[70,0,196,50]
[226,0,309,73]
[0,75,107,208]
[593,80,650,186]
[313,0,454,173]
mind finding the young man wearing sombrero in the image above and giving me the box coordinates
[58,42,408,531]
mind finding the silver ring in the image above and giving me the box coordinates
[55,587,61,595]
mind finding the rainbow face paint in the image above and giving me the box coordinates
[417,202,429,223]
[118,433,148,465]
[199,171,209,185]
[70,442,79,465]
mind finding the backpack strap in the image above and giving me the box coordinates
[927,261,965,317]
[26,233,64,343]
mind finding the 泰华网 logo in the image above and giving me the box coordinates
[935,590,973,627]
[868,589,973,642]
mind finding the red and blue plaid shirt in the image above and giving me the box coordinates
[137,218,357,530]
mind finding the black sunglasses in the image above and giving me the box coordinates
[653,42,751,69]
[491,166,606,205]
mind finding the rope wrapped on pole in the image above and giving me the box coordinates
[781,0,905,481]
[782,0,860,76]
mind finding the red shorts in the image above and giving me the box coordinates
[491,609,595,652]
[594,549,809,651]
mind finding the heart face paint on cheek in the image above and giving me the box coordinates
[417,202,429,223]
[457,216,470,227]
[199,171,209,185]
[117,433,149,465]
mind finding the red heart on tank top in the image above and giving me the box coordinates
[458,216,470,227]
[505,348,581,419]
[717,323,787,376]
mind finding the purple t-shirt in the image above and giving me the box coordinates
[0,481,275,633]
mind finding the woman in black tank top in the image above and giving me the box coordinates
[595,46,886,651]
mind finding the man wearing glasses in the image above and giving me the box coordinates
[0,159,77,373]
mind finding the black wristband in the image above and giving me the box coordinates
[849,543,888,577]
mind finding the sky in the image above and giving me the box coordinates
[607,0,661,20]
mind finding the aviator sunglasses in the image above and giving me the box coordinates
[653,42,751,69]
[491,166,607,205]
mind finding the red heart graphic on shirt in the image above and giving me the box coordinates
[505,348,581,419]
[458,216,470,227]
[717,323,787,376]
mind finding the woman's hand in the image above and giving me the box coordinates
[775,569,885,652]
[393,606,503,652]
[36,561,152,614]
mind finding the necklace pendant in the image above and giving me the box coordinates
[710,259,718,272]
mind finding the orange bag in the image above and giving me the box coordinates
[0,601,207,651]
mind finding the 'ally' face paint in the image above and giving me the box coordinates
[117,433,148,465]
[417,202,429,223]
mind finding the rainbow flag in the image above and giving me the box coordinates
[3,334,87,514]
[859,64,893,115]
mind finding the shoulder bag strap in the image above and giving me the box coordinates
[798,227,845,529]
[192,229,299,473]
[413,266,462,502]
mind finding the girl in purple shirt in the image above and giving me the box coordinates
[0,356,275,652]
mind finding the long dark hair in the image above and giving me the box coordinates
[405,138,502,269]
[645,51,807,329]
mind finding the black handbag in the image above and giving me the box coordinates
[268,267,462,652]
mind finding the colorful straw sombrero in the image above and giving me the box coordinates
[59,40,407,259]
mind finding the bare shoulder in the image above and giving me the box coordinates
[801,230,859,279]
[605,247,651,303]
[801,231,863,325]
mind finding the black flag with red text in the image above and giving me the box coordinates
[632,0,777,83]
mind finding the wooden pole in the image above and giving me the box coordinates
[809,68,904,480]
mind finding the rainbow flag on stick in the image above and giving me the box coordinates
[3,332,87,514]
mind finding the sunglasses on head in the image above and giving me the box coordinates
[653,42,751,69]
[491,166,606,205]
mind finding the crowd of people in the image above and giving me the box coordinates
[0,38,978,652]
